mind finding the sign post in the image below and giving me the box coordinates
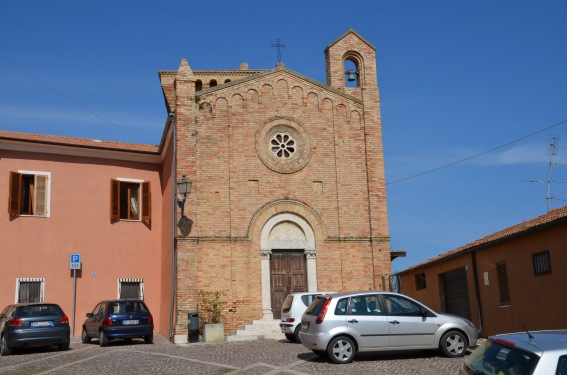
[70,253,81,337]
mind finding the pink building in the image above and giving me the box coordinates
[0,128,175,337]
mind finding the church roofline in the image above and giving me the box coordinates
[324,29,376,53]
[196,64,364,105]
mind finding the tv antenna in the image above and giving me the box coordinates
[525,135,567,211]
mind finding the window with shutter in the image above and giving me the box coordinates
[496,262,511,306]
[111,178,150,222]
[8,171,49,217]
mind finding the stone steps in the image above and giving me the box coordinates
[225,319,286,342]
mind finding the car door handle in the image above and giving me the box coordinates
[390,320,400,325]
[348,319,358,324]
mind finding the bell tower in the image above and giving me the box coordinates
[324,29,378,101]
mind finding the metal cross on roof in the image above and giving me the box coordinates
[271,38,286,62]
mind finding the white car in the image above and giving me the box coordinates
[279,292,333,343]
[459,330,567,375]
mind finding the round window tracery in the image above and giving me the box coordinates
[270,133,296,159]
[256,117,312,174]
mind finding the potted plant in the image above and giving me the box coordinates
[197,289,227,342]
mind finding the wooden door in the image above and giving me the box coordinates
[270,250,306,319]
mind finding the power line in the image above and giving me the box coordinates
[387,118,567,185]
[0,55,151,143]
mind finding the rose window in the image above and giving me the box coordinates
[270,133,296,159]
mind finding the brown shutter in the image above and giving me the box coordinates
[110,179,120,220]
[9,172,22,215]
[34,175,47,216]
[496,262,511,306]
[142,181,151,223]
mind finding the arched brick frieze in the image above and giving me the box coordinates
[306,92,319,111]
[350,110,362,129]
[275,79,289,100]
[231,93,244,110]
[246,89,259,110]
[291,86,304,108]
[260,84,274,104]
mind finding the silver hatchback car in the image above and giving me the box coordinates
[299,291,478,364]
[459,330,567,375]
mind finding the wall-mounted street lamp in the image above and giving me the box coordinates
[176,173,192,217]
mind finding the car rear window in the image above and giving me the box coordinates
[110,301,149,314]
[463,339,539,374]
[17,304,63,317]
[301,294,319,307]
[304,296,328,316]
[282,295,294,313]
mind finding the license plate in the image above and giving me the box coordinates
[31,321,53,327]
[122,320,139,325]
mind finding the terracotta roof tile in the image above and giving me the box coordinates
[0,130,159,153]
[399,205,567,273]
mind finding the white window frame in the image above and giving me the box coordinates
[15,278,45,303]
[118,278,144,300]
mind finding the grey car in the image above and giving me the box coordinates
[459,330,567,375]
[299,291,478,364]
[0,303,70,356]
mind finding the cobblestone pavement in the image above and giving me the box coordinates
[0,335,468,374]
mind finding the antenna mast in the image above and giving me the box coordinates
[525,136,567,211]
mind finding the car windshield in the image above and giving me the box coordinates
[110,301,149,314]
[17,304,62,316]
[463,339,539,375]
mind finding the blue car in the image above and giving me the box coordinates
[0,303,70,356]
[82,300,154,347]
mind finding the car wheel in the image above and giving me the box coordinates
[58,342,70,351]
[1,335,12,356]
[144,333,153,344]
[81,327,91,344]
[440,330,467,358]
[99,331,109,347]
[327,336,356,364]
[285,333,296,342]
[293,325,301,343]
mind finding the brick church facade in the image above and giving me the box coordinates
[161,30,392,341]
[0,30,392,341]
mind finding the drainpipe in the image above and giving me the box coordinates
[169,112,176,340]
[471,251,483,336]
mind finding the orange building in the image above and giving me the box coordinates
[1,30,393,342]
[397,205,567,337]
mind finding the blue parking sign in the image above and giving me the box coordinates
[70,253,81,270]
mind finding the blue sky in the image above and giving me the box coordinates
[2,1,567,274]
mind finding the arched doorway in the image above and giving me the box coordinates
[260,213,317,320]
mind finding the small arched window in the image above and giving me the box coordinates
[210,79,217,88]
[195,80,202,91]
[224,79,231,83]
